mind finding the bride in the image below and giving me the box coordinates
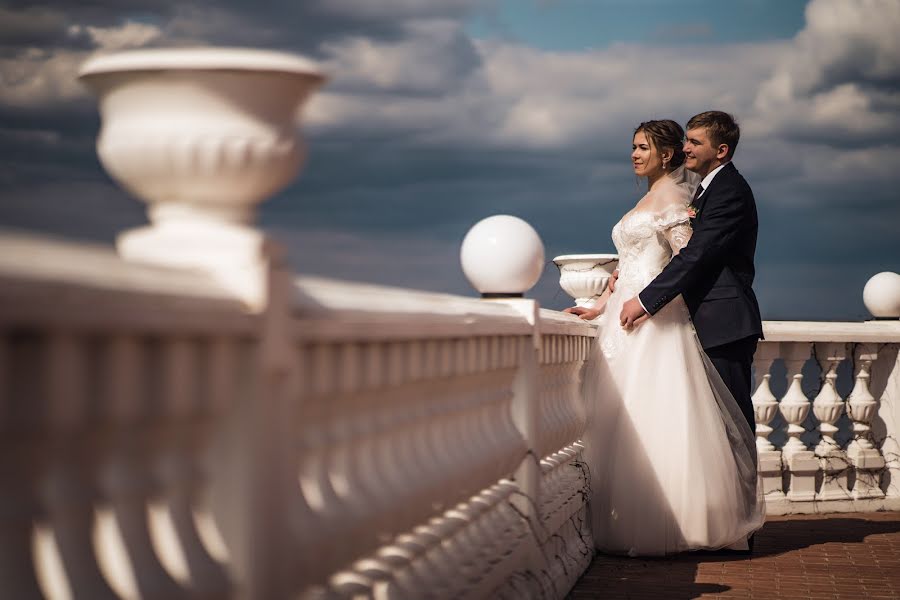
[565,119,764,556]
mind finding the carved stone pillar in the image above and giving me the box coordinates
[813,343,851,501]
[847,344,886,500]
[779,343,818,501]
[752,342,784,498]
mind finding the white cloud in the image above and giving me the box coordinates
[309,37,783,150]
[74,21,162,51]
[321,19,480,95]
[0,47,90,107]
[754,0,900,144]
[0,20,163,108]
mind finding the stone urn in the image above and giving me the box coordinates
[552,254,619,307]
[78,48,326,272]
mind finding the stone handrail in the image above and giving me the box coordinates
[0,231,597,599]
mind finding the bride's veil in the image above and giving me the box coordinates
[665,164,701,205]
[669,163,701,189]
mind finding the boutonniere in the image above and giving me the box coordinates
[687,204,699,219]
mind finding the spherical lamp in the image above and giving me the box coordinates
[863,271,900,319]
[460,215,545,297]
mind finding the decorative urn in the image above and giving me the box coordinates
[78,47,326,270]
[552,254,619,307]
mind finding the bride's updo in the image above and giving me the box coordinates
[634,119,686,171]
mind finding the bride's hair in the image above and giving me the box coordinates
[634,120,686,171]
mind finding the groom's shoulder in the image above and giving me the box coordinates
[719,162,754,195]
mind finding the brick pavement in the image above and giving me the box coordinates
[568,512,900,599]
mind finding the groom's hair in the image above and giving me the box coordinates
[687,111,740,160]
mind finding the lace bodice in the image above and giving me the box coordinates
[599,177,696,361]
[612,203,692,295]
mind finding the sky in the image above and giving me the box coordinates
[1,0,898,320]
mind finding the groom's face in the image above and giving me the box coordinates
[684,127,724,177]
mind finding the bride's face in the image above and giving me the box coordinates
[632,131,664,178]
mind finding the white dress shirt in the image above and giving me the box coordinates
[695,162,729,199]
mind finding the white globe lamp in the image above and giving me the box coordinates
[863,271,900,319]
[460,215,545,297]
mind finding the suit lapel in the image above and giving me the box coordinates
[695,162,735,222]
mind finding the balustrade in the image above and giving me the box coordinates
[753,323,900,514]
[0,233,599,599]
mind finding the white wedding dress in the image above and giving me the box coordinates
[583,167,765,556]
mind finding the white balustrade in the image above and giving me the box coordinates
[758,322,900,514]
[0,234,599,599]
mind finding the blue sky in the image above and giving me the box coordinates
[1,0,898,321]
[467,0,808,49]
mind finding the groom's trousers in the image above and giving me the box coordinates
[704,335,759,431]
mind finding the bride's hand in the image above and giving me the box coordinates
[563,306,602,320]
[609,269,619,293]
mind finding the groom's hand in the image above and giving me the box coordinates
[620,297,649,330]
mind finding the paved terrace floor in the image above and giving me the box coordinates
[568,512,900,599]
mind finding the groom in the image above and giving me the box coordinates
[619,110,763,432]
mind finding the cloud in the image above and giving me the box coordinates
[73,20,162,51]
[0,6,92,50]
[321,19,481,96]
[0,19,165,111]
[754,0,900,145]
[0,47,92,107]
[307,37,784,151]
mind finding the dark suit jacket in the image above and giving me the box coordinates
[638,162,763,349]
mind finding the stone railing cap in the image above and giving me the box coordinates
[552,254,619,262]
[79,47,325,79]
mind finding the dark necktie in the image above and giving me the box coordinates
[693,184,705,203]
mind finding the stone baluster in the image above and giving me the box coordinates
[296,343,345,584]
[779,342,818,501]
[38,332,118,599]
[812,342,851,501]
[0,334,46,599]
[874,344,900,499]
[153,338,231,597]
[847,344,886,499]
[752,342,784,498]
[96,335,187,600]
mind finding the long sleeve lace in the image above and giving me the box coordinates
[665,222,692,255]
[653,203,693,255]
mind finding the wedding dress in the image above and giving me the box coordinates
[583,166,765,556]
